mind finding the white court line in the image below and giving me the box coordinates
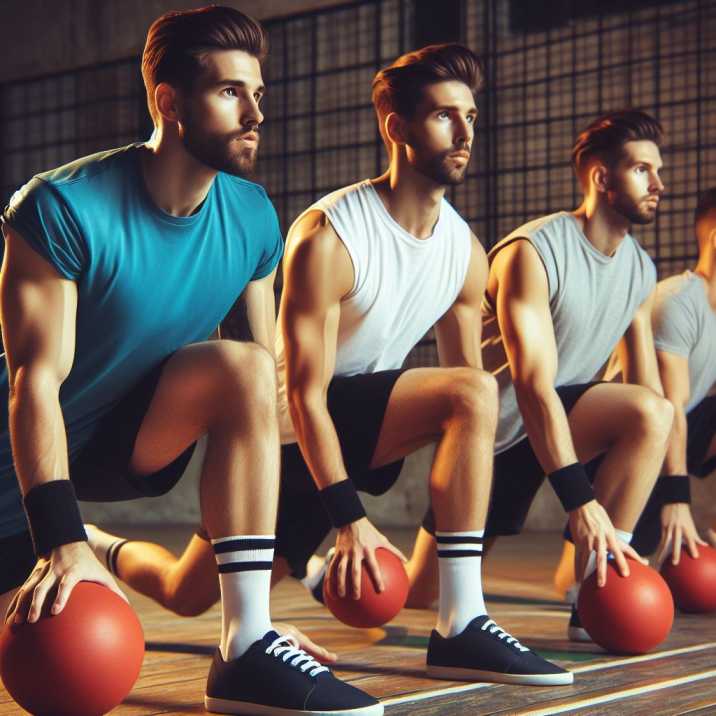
[380,642,716,708]
[521,669,716,716]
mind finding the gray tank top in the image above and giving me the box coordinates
[482,211,657,453]
[652,271,716,413]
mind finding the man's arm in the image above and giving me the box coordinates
[615,290,664,395]
[490,238,630,585]
[242,268,278,354]
[1,225,123,621]
[655,349,706,563]
[434,233,487,369]
[280,211,403,598]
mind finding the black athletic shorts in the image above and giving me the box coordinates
[422,382,603,538]
[1,356,197,594]
[607,394,716,556]
[275,369,405,579]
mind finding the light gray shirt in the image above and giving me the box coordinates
[483,211,657,453]
[653,271,716,413]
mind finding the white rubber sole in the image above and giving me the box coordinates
[568,625,593,643]
[205,696,384,716]
[426,665,574,686]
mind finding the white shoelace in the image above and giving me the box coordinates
[265,634,330,677]
[480,619,530,652]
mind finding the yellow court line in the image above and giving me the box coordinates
[380,641,716,708]
[520,668,716,716]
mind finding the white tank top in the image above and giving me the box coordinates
[276,179,472,443]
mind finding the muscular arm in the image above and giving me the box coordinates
[434,233,487,369]
[615,290,664,396]
[0,225,77,494]
[1,225,123,621]
[657,350,690,475]
[279,211,353,490]
[491,239,576,472]
[242,268,278,355]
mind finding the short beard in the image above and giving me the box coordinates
[608,191,657,225]
[413,149,469,186]
[180,115,258,178]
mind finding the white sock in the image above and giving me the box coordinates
[84,524,127,577]
[212,535,275,661]
[435,530,487,638]
[581,528,634,582]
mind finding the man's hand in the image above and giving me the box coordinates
[570,499,646,587]
[5,541,126,624]
[656,503,707,567]
[327,517,407,600]
[273,622,337,664]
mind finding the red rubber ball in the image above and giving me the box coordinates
[577,558,673,655]
[0,581,145,716]
[660,544,716,613]
[323,548,409,628]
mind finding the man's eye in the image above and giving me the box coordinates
[223,87,237,97]
[438,111,450,119]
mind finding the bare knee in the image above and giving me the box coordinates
[444,368,498,427]
[628,390,674,442]
[209,341,276,419]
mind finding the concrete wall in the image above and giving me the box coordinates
[0,0,355,83]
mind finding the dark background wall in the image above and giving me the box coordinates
[1,0,714,528]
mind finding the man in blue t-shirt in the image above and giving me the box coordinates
[0,7,379,716]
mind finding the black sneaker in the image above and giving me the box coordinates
[568,604,592,643]
[205,631,383,715]
[426,615,573,686]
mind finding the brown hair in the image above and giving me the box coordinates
[142,5,267,124]
[571,109,664,179]
[371,43,483,142]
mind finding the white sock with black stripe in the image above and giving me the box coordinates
[436,530,487,638]
[212,534,275,661]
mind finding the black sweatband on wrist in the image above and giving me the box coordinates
[318,479,366,528]
[23,480,87,557]
[547,462,595,512]
[656,474,691,504]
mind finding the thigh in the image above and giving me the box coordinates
[0,530,36,595]
[370,366,485,469]
[130,340,265,476]
[567,382,661,463]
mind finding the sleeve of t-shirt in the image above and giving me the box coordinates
[2,178,86,280]
[653,291,696,358]
[251,193,284,281]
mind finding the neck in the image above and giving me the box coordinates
[572,194,630,256]
[141,127,217,217]
[371,153,446,239]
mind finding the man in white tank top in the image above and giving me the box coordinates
[410,110,676,645]
[554,187,716,592]
[83,44,572,689]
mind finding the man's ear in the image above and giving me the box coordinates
[591,161,610,194]
[384,112,408,146]
[154,82,181,125]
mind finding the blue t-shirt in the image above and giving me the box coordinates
[0,143,283,537]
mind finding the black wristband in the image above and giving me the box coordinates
[23,480,87,557]
[318,479,366,528]
[547,462,595,512]
[655,474,691,504]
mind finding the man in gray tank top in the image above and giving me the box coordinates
[591,188,716,567]
[412,110,675,644]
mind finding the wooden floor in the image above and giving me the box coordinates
[2,527,716,715]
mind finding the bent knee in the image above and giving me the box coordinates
[211,341,276,405]
[164,585,217,617]
[445,368,498,421]
[629,390,674,439]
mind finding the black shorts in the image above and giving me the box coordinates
[422,382,603,538]
[276,370,405,579]
[614,394,716,556]
[1,357,196,594]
